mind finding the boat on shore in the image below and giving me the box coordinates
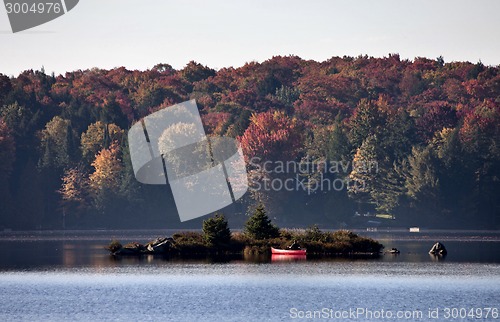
[271,247,307,255]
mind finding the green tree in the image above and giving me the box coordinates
[244,204,280,240]
[348,134,403,214]
[430,128,470,216]
[38,116,72,170]
[403,146,440,203]
[0,74,12,107]
[371,161,405,215]
[15,160,44,229]
[202,213,231,246]
[37,116,77,226]
[0,118,15,183]
[348,99,385,148]
[0,119,16,227]
[0,102,37,152]
[118,140,142,203]
[401,145,442,223]
[273,85,299,112]
[348,135,380,203]
[327,120,351,161]
[180,61,216,83]
[306,117,351,164]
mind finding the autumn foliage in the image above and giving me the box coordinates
[0,54,499,229]
[240,111,302,161]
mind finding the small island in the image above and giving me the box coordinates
[107,205,384,258]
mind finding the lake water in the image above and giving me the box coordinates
[0,230,499,321]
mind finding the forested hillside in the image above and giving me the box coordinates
[0,54,499,229]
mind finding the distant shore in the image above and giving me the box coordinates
[1,228,500,242]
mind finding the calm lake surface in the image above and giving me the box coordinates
[0,230,499,321]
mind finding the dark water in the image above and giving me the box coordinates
[0,230,499,321]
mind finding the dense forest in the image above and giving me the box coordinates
[0,54,499,230]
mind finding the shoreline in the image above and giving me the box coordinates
[0,229,500,242]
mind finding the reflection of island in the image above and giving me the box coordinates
[63,241,114,268]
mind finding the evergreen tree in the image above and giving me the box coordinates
[348,99,385,148]
[244,204,280,240]
[0,119,15,227]
[401,146,442,223]
[348,134,403,214]
[38,116,71,170]
[202,213,231,246]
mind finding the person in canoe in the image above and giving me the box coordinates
[287,240,301,250]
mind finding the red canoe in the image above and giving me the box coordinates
[271,247,307,255]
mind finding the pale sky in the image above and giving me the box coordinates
[1,0,499,77]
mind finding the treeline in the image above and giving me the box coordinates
[0,54,499,229]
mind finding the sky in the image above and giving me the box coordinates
[1,0,499,77]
